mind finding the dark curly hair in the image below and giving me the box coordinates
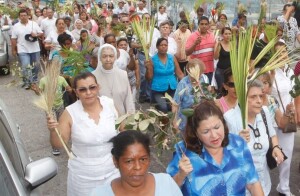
[110,130,151,161]
[184,100,229,155]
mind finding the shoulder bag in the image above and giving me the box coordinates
[274,79,297,133]
[261,109,287,170]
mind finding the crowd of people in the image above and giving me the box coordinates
[3,0,299,195]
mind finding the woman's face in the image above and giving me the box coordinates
[35,9,41,17]
[100,47,115,70]
[75,21,83,29]
[247,86,263,116]
[223,76,237,98]
[81,32,88,41]
[159,7,165,14]
[117,40,128,51]
[222,29,232,41]
[80,13,87,21]
[105,36,117,48]
[259,76,271,95]
[114,143,150,188]
[196,115,225,150]
[42,9,47,17]
[56,20,65,31]
[74,6,79,13]
[219,16,227,24]
[75,76,99,104]
[102,3,107,10]
[63,39,72,49]
[179,25,187,33]
[157,40,168,54]
[160,24,170,37]
[275,45,288,62]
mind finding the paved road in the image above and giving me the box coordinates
[0,74,299,195]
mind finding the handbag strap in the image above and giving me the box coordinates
[274,79,286,114]
[261,108,271,139]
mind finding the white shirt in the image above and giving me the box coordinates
[11,20,43,53]
[271,66,294,119]
[113,7,127,15]
[44,30,75,59]
[115,49,129,71]
[155,12,168,27]
[136,8,148,18]
[149,36,177,57]
[224,106,276,195]
[40,17,57,38]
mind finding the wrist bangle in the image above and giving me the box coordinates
[272,145,282,151]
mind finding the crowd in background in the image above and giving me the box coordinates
[2,0,299,195]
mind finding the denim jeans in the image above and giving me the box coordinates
[18,52,40,84]
[215,67,225,91]
[151,88,175,113]
[204,72,213,84]
[137,51,151,99]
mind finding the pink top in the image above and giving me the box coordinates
[185,31,215,73]
[219,96,230,113]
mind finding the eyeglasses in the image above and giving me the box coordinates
[226,82,235,88]
[77,85,98,93]
[122,21,129,23]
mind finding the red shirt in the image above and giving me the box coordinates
[186,31,215,73]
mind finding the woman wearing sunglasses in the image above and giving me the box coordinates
[215,68,237,114]
[224,79,285,195]
[167,100,263,195]
[47,71,120,196]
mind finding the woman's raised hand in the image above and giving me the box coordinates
[179,155,193,177]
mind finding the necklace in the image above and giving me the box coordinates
[248,123,262,150]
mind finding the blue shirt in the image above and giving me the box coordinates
[173,75,209,131]
[167,133,259,196]
[151,53,178,92]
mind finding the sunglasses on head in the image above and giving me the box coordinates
[77,85,97,93]
[226,82,235,88]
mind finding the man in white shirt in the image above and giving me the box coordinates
[11,9,43,89]
[40,8,56,38]
[136,1,148,18]
[149,21,177,57]
[113,0,128,15]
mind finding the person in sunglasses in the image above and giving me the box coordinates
[167,100,263,195]
[47,71,120,196]
[224,79,285,196]
[215,68,238,114]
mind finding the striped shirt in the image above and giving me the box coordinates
[186,31,215,73]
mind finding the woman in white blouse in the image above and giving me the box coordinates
[224,79,284,196]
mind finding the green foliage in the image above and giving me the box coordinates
[0,5,19,19]
[61,48,90,76]
[116,108,182,156]
[290,75,300,98]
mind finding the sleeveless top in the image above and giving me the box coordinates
[151,53,178,92]
[66,96,119,179]
[216,44,231,70]
[219,96,230,113]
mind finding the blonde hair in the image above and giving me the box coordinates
[186,59,206,74]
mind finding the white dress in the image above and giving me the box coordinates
[66,96,120,196]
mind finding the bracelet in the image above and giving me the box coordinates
[272,145,282,151]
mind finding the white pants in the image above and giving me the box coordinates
[275,127,295,194]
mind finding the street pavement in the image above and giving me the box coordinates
[0,74,299,195]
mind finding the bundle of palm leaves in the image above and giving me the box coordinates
[230,26,295,128]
